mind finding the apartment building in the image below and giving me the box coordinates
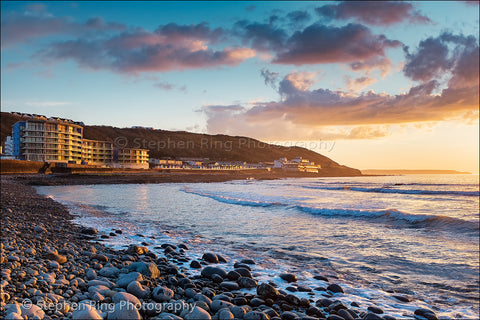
[82,139,113,164]
[274,157,321,173]
[113,148,149,169]
[11,115,149,168]
[13,119,83,163]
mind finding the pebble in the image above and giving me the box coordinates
[414,308,439,320]
[112,291,141,306]
[117,272,143,288]
[368,306,384,314]
[201,266,228,279]
[128,261,161,278]
[257,283,279,299]
[327,283,344,293]
[280,273,298,283]
[190,260,202,268]
[220,281,240,291]
[108,302,142,320]
[185,306,212,320]
[98,266,120,278]
[238,276,257,288]
[127,280,150,299]
[202,252,219,263]
[337,309,355,320]
[244,311,269,320]
[363,313,384,320]
[20,304,45,319]
[217,308,235,320]
[235,267,253,278]
[211,299,235,313]
[152,286,174,302]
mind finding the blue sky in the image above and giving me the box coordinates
[1,1,479,171]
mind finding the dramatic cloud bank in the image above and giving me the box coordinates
[201,30,479,140]
[35,24,255,73]
[1,12,125,49]
[315,1,431,26]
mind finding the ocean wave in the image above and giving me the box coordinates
[182,187,479,232]
[294,206,479,231]
[181,187,286,207]
[303,185,479,197]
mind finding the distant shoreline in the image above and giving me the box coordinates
[361,169,472,175]
[6,170,363,186]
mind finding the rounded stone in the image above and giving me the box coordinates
[327,283,344,293]
[202,252,219,263]
[184,306,211,320]
[201,266,227,279]
[238,277,257,288]
[152,286,174,302]
[414,308,438,320]
[127,280,150,299]
[220,281,240,291]
[244,311,270,320]
[112,291,141,306]
[190,260,202,269]
[280,273,297,283]
[108,302,141,320]
[368,306,384,314]
[217,308,235,320]
[211,299,235,313]
[257,283,279,299]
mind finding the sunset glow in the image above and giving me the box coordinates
[1,1,479,172]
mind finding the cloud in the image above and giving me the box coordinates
[35,24,256,73]
[234,20,402,67]
[403,32,479,88]
[201,44,478,140]
[315,1,431,26]
[280,71,318,93]
[286,10,311,28]
[201,103,391,140]
[154,82,174,90]
[273,23,402,66]
[1,11,125,49]
[155,22,224,44]
[233,20,287,52]
[260,68,280,89]
[345,76,377,92]
[349,57,393,77]
[154,81,188,93]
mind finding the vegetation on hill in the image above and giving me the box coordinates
[1,112,360,174]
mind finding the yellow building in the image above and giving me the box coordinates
[114,148,149,169]
[12,116,149,167]
[82,139,113,165]
[14,119,83,163]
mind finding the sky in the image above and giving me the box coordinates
[1,1,479,172]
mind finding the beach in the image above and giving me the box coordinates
[1,174,463,320]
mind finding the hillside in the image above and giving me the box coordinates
[1,112,360,174]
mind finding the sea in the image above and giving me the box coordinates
[36,174,480,319]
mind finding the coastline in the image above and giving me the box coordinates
[7,170,363,186]
[1,176,440,320]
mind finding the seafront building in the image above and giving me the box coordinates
[81,139,114,165]
[12,118,84,163]
[274,157,321,173]
[9,115,149,168]
[115,148,149,169]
